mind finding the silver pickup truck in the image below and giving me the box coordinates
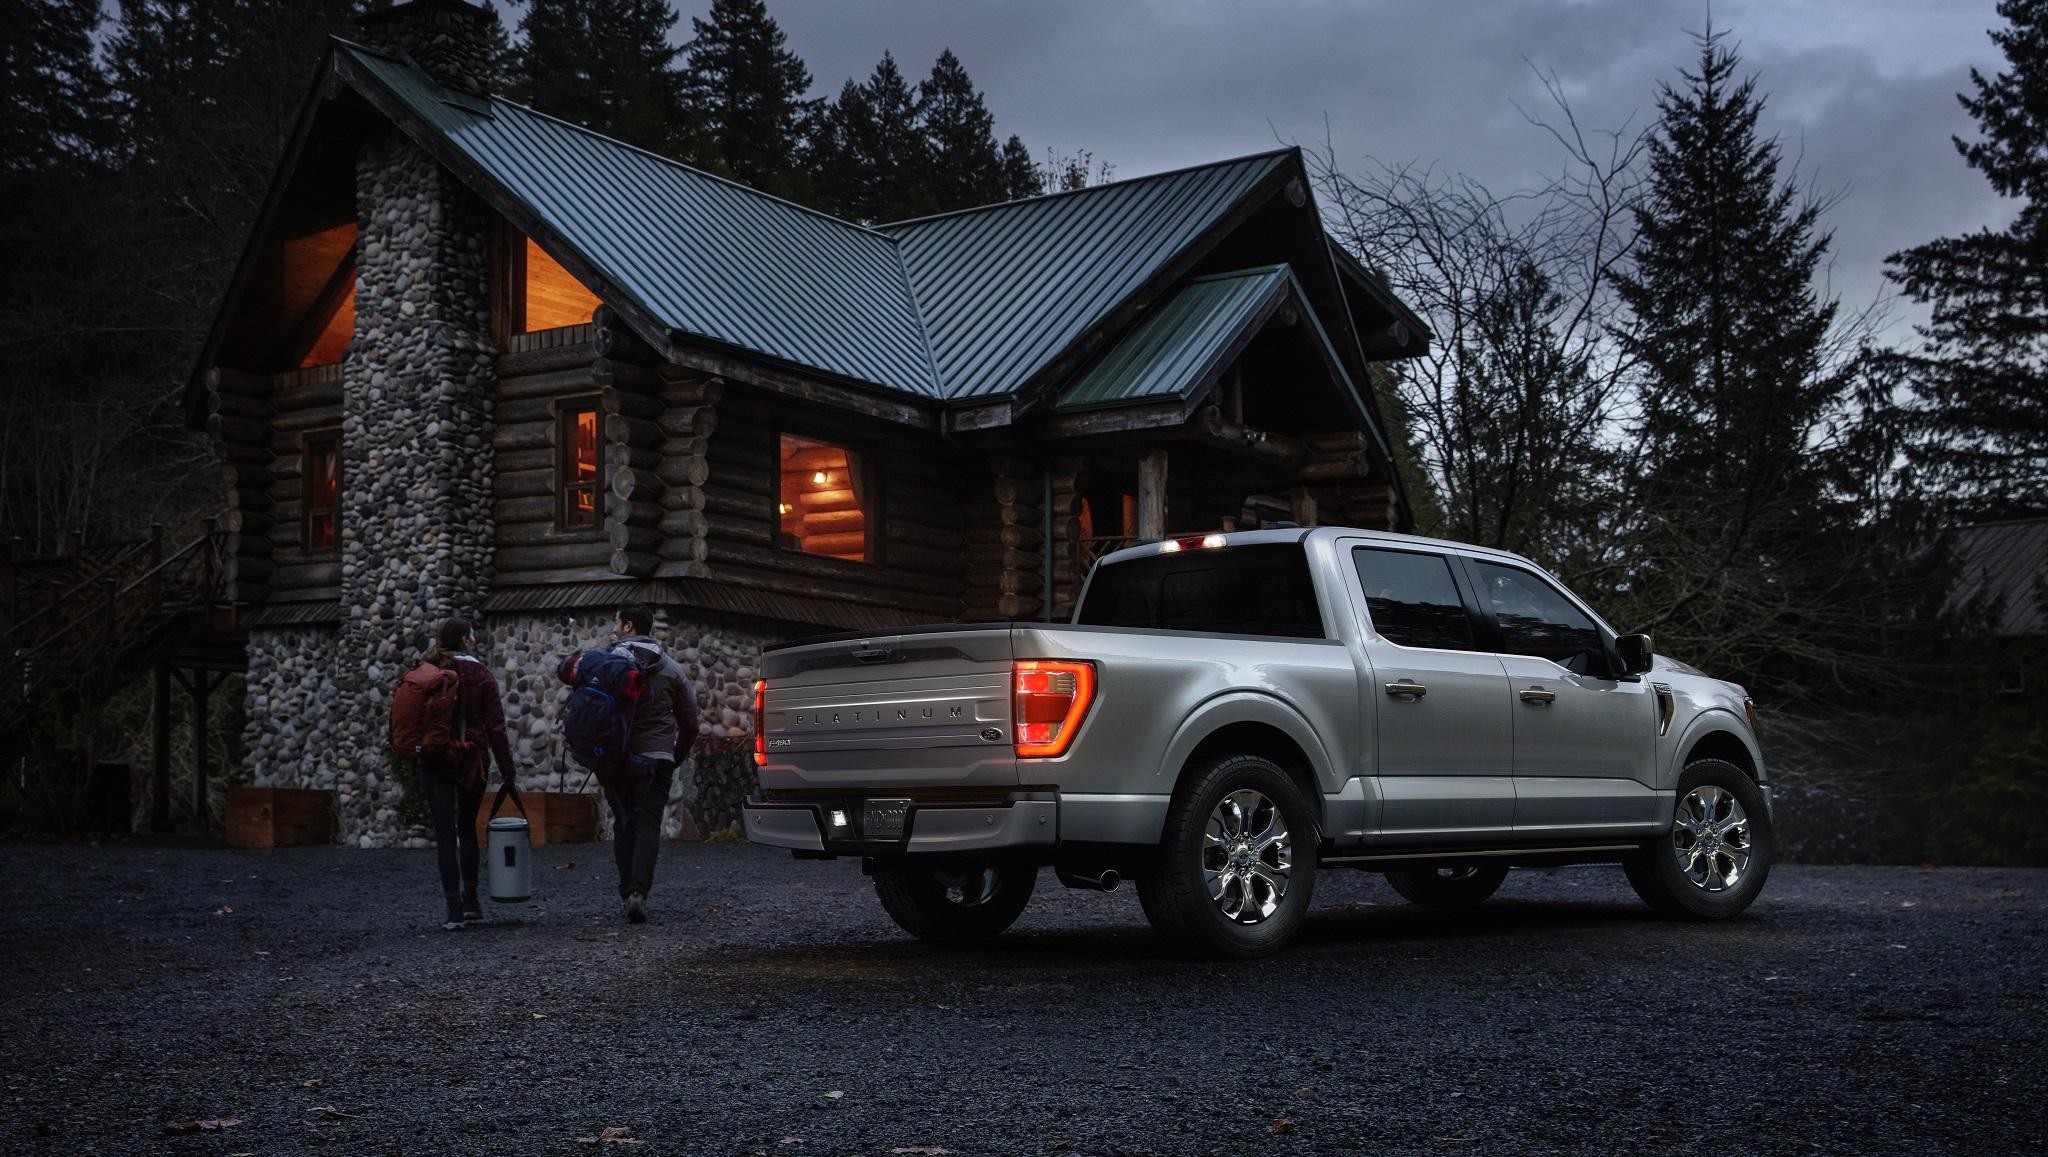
[744,527,1772,957]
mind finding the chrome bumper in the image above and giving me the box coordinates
[742,791,1173,855]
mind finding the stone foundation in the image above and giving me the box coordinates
[241,610,785,844]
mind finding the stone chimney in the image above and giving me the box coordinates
[358,0,499,95]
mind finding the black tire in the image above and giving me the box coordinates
[1136,753,1319,959]
[1384,863,1508,910]
[1624,758,1774,919]
[873,862,1037,942]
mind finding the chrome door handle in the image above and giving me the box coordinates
[1519,687,1556,704]
[1384,681,1427,699]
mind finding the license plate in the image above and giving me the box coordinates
[861,798,911,840]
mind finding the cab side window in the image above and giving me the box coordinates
[1472,561,1604,672]
[1352,548,1476,651]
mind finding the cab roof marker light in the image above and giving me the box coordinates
[1201,534,1228,549]
[1158,540,1183,553]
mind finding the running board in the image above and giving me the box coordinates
[1322,843,1641,865]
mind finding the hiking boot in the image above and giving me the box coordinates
[443,898,466,931]
[460,892,484,924]
[624,891,648,924]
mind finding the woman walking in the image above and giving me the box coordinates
[410,617,517,929]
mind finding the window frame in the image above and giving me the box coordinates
[770,426,882,566]
[1453,555,1622,677]
[301,430,342,557]
[1349,544,1489,654]
[555,400,605,535]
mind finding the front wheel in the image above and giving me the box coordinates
[1624,758,1774,919]
[1385,863,1508,910]
[1137,753,1319,959]
[873,862,1037,942]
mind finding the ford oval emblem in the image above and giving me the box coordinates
[980,727,1004,742]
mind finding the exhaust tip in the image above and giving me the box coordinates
[1058,867,1120,892]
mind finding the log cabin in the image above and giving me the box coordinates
[188,0,1432,844]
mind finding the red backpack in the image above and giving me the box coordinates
[389,661,464,760]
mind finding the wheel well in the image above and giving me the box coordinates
[1685,729,1758,783]
[1180,721,1323,823]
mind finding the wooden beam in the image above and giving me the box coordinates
[1138,450,1168,540]
[1191,404,1309,469]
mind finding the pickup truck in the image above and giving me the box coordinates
[743,527,1772,958]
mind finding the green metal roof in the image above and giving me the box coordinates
[341,43,943,398]
[1056,266,1290,412]
[880,152,1290,401]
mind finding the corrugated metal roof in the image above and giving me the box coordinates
[340,43,942,398]
[1951,518,2048,636]
[882,151,1290,400]
[1056,266,1289,412]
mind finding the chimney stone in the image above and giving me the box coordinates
[357,0,498,96]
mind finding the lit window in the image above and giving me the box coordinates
[560,407,600,530]
[305,434,340,553]
[777,434,870,561]
[521,236,600,332]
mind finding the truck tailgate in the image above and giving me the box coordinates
[758,625,1018,789]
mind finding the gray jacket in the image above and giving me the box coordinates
[611,635,701,762]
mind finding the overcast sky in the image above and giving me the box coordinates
[671,0,2010,340]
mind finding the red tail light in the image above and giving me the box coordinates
[752,680,766,767]
[1013,660,1096,758]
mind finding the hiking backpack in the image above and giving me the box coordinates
[556,649,644,778]
[389,661,462,759]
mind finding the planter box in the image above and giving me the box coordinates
[225,787,336,848]
[475,791,600,847]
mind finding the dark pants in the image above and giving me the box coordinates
[416,758,483,902]
[604,758,676,899]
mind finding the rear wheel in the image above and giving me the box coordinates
[1384,863,1508,910]
[1137,753,1319,959]
[873,862,1037,942]
[1624,758,1773,919]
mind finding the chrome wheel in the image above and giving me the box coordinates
[1202,789,1292,923]
[1670,785,1752,892]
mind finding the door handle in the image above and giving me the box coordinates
[1519,687,1556,704]
[1383,681,1427,699]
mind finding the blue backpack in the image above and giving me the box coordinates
[557,649,644,782]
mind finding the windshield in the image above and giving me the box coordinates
[1077,544,1326,639]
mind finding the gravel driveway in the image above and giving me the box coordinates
[1,841,2041,1154]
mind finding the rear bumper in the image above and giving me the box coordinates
[742,791,1170,856]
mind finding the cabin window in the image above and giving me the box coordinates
[502,229,602,334]
[777,433,872,562]
[559,406,601,530]
[304,433,341,554]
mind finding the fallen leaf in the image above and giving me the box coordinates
[166,1118,242,1134]
[1269,1118,1297,1135]
[301,1078,324,1089]
[554,862,576,871]
[822,1090,844,1100]
[212,906,234,916]
[532,1012,548,1019]
[779,1138,805,1146]
[577,1125,641,1145]
[306,1105,359,1121]
[1899,900,1917,908]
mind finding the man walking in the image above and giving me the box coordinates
[605,603,700,923]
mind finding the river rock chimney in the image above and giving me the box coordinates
[357,0,499,96]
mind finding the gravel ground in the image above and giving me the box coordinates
[1,840,2042,1155]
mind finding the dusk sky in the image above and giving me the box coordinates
[629,0,2012,341]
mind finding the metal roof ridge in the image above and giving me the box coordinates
[1180,264,1289,284]
[332,38,902,244]
[874,146,1298,232]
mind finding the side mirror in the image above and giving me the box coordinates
[1615,633,1654,677]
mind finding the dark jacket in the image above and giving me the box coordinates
[452,654,517,787]
[611,635,700,762]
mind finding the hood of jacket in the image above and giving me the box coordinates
[612,635,667,671]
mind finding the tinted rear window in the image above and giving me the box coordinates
[1078,544,1325,639]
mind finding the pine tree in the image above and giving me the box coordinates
[999,134,1042,200]
[810,78,873,220]
[1611,30,1857,691]
[1885,0,2048,515]
[1,0,112,171]
[682,0,815,197]
[508,0,693,160]
[917,48,1004,211]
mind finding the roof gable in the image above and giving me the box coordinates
[1056,266,1290,413]
[881,152,1291,402]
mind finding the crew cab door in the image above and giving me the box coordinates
[1345,544,1515,842]
[1459,558,1662,837]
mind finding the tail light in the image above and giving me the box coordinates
[752,680,766,766]
[1013,661,1096,758]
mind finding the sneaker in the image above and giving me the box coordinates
[443,899,466,931]
[460,896,484,924]
[624,891,647,924]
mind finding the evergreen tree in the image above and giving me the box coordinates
[917,48,1004,211]
[999,133,1042,200]
[809,78,873,219]
[1,0,112,171]
[508,0,693,160]
[1885,0,2048,516]
[1611,30,1858,693]
[682,0,815,197]
[813,53,932,222]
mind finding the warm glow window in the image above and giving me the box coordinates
[560,407,601,530]
[517,235,601,332]
[304,434,340,554]
[777,434,871,562]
